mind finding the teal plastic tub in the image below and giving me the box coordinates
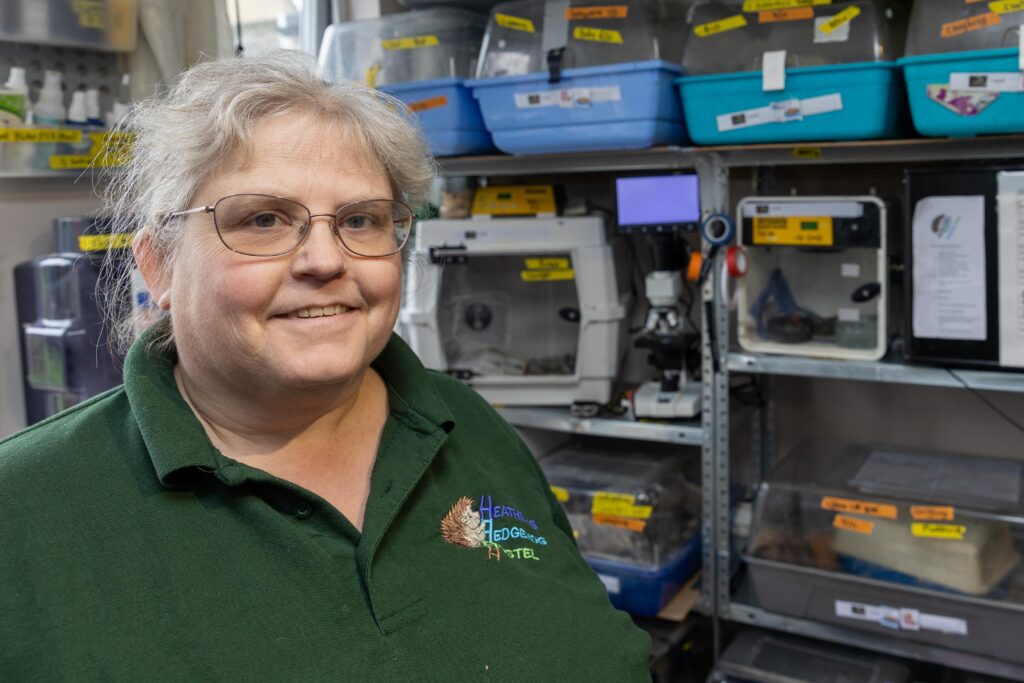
[677,62,903,145]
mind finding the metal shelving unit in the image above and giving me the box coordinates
[496,407,704,446]
[729,353,1024,394]
[712,137,1024,680]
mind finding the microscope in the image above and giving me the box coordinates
[615,175,703,419]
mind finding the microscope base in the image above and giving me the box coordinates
[633,380,702,419]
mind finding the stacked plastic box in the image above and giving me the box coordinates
[746,439,1024,664]
[899,0,1024,137]
[677,1,905,145]
[318,9,495,156]
[539,441,701,616]
[466,0,690,154]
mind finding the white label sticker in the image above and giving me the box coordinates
[949,71,1024,92]
[514,85,621,110]
[717,93,842,132]
[742,200,864,218]
[838,307,861,322]
[836,600,968,636]
[763,49,787,92]
[598,573,621,594]
[841,263,862,278]
[814,14,851,42]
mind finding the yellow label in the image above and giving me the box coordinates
[592,513,647,532]
[521,269,575,282]
[911,523,967,540]
[48,131,133,170]
[573,26,623,43]
[525,257,571,270]
[408,95,448,113]
[495,13,536,32]
[472,185,557,216]
[911,505,955,521]
[759,7,815,22]
[551,486,570,503]
[753,216,834,246]
[743,0,830,10]
[0,128,83,143]
[819,5,860,33]
[791,146,823,158]
[72,0,105,29]
[694,14,748,37]
[381,35,439,50]
[592,492,653,520]
[990,0,1024,13]
[78,233,134,252]
[942,12,1001,36]
[821,496,898,520]
[566,5,628,19]
[365,64,382,88]
[833,514,874,535]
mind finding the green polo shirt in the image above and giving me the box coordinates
[0,331,650,680]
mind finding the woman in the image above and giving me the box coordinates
[0,52,651,679]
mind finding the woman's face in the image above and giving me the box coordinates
[147,112,404,393]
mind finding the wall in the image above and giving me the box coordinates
[0,178,102,438]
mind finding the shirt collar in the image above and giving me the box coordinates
[123,329,456,487]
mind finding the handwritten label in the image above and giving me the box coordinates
[821,496,898,519]
[834,514,874,535]
[743,0,830,10]
[592,513,647,532]
[942,12,1001,36]
[408,95,448,113]
[526,257,570,270]
[760,7,815,22]
[911,505,955,521]
[592,492,653,519]
[0,128,82,143]
[573,26,623,43]
[694,14,748,37]
[550,486,570,503]
[990,0,1024,13]
[520,269,575,282]
[819,5,860,34]
[792,146,823,158]
[565,5,628,19]
[912,523,967,540]
[496,13,536,32]
[78,234,134,252]
[381,35,439,50]
[72,0,105,29]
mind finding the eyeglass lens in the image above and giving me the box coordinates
[212,194,413,257]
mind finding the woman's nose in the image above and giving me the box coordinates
[291,214,349,277]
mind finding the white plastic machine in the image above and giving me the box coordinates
[400,217,628,409]
[736,196,888,361]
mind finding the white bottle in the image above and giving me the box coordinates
[34,70,66,125]
[65,90,93,155]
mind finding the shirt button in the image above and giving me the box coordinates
[294,502,313,519]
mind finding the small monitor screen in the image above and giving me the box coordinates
[615,175,701,233]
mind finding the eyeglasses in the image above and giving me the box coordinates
[169,194,414,258]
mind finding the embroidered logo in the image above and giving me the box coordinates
[440,496,486,548]
[441,495,546,561]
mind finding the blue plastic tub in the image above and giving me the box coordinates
[381,77,495,157]
[465,60,686,155]
[899,47,1024,138]
[585,533,701,617]
[677,62,903,145]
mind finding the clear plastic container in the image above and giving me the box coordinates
[477,0,689,78]
[904,0,1024,57]
[318,9,487,86]
[539,439,700,568]
[682,0,900,76]
[745,438,1024,663]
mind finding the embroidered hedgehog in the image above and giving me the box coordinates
[441,496,486,548]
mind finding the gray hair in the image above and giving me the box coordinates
[100,49,436,357]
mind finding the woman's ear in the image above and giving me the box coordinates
[133,230,172,310]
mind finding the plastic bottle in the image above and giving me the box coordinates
[65,90,94,156]
[85,88,104,127]
[32,70,66,171]
[1,66,31,171]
